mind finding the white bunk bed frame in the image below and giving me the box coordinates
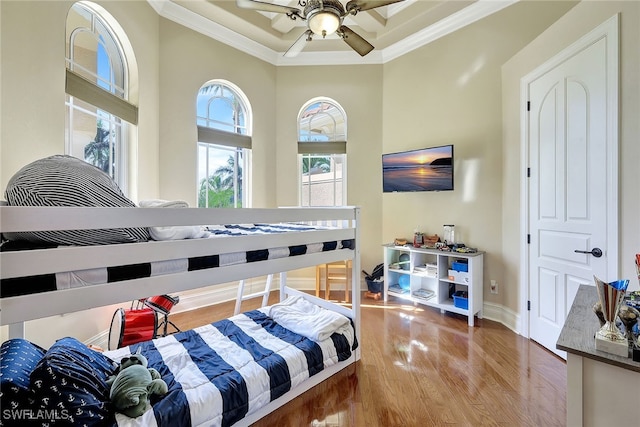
[0,205,361,426]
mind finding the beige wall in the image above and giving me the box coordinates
[275,65,384,271]
[157,18,278,207]
[1,1,70,188]
[502,1,640,316]
[381,0,577,309]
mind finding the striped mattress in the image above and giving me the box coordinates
[0,223,355,298]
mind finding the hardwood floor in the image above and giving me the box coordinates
[169,291,567,426]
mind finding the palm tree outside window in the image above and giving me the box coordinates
[298,98,347,207]
[196,81,252,208]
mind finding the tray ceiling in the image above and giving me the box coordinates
[147,0,519,65]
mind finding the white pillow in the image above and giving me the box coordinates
[139,199,209,241]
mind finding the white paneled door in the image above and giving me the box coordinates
[526,18,618,358]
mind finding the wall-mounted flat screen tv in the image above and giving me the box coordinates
[382,145,454,192]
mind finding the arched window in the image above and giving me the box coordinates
[65,1,137,192]
[196,80,252,208]
[298,98,347,207]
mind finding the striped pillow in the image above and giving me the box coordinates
[4,155,149,245]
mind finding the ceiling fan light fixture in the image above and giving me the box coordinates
[238,0,393,57]
[308,10,340,37]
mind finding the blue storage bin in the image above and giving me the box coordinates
[453,291,468,309]
[451,261,468,272]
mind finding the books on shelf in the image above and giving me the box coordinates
[413,263,438,277]
[388,284,409,294]
[412,288,435,301]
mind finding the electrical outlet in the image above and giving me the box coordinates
[490,280,498,294]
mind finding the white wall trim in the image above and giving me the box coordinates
[518,67,530,338]
[482,302,520,335]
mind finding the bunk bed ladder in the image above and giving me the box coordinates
[234,274,274,315]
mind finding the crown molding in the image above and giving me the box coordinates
[148,0,519,66]
[147,0,278,63]
[275,49,383,66]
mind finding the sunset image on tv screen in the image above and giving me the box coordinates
[382,145,453,192]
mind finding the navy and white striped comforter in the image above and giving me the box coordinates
[104,306,357,427]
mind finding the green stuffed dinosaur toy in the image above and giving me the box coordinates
[106,347,168,418]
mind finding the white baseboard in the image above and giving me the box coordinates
[85,329,110,350]
[482,301,520,334]
[87,278,519,350]
[172,283,241,314]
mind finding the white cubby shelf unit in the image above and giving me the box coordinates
[383,244,484,326]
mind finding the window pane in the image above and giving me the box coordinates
[197,84,248,135]
[66,95,121,180]
[70,31,100,78]
[197,81,251,208]
[209,98,233,127]
[298,99,346,207]
[67,6,125,99]
[198,144,244,208]
[66,6,92,59]
[298,101,345,142]
[300,153,344,207]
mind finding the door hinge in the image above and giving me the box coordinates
[527,300,531,311]
[527,101,530,111]
[527,167,531,178]
[527,234,531,244]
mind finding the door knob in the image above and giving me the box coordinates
[574,248,603,258]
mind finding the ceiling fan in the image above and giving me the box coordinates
[236,0,404,57]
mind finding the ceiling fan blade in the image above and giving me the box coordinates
[345,0,404,13]
[284,30,313,58]
[236,0,301,16]
[339,26,374,57]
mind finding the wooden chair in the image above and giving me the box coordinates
[316,260,352,302]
